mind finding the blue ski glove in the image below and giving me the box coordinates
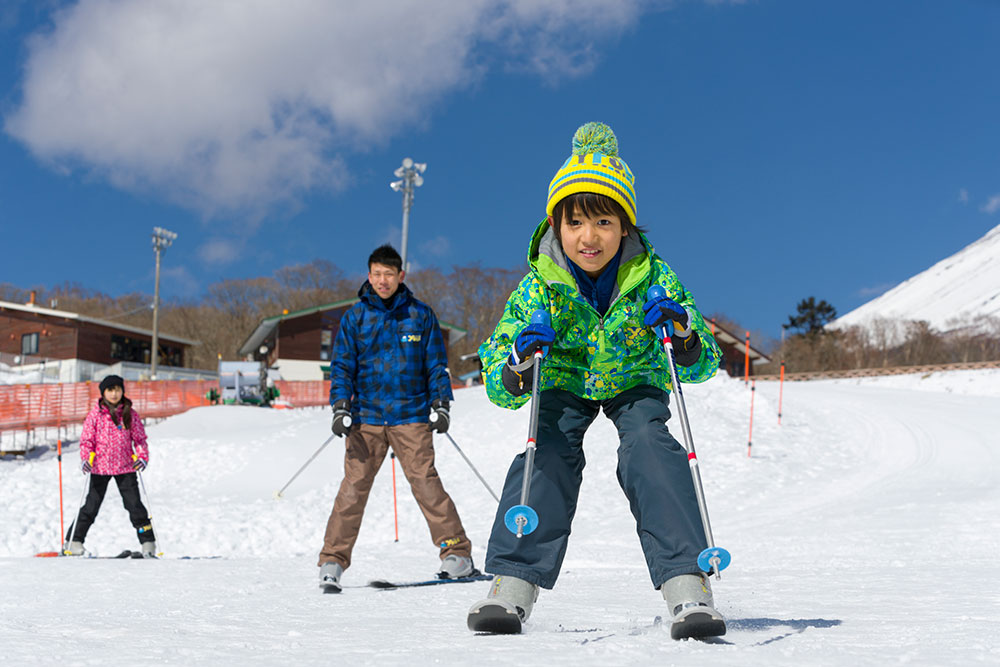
[512,323,556,364]
[642,294,690,338]
[429,399,450,434]
[331,399,353,437]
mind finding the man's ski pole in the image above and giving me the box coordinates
[274,434,337,498]
[504,309,550,539]
[647,285,731,579]
[440,432,500,503]
[391,451,399,542]
[64,452,95,554]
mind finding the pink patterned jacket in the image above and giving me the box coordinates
[79,399,149,475]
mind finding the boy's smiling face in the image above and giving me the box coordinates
[553,206,627,278]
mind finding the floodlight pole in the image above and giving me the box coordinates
[150,227,177,379]
[390,158,426,273]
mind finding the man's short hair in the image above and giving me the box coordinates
[368,244,403,271]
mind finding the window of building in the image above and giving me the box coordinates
[110,335,150,363]
[320,330,333,361]
[21,332,39,355]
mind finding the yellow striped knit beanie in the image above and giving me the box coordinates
[546,122,636,224]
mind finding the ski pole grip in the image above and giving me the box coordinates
[529,309,551,359]
[530,309,551,326]
[646,285,671,339]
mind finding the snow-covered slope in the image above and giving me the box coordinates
[2,371,999,665]
[834,222,1000,331]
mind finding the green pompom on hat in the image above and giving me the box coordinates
[547,121,636,224]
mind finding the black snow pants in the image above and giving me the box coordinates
[484,385,706,590]
[66,473,155,545]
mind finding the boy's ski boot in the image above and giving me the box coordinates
[319,562,343,594]
[140,541,158,559]
[662,572,726,640]
[467,575,538,634]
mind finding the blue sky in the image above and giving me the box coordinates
[1,0,998,343]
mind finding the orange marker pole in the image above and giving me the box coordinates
[747,380,756,458]
[744,331,750,387]
[390,451,399,543]
[778,361,785,425]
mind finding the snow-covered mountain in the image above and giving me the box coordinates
[834,221,1000,332]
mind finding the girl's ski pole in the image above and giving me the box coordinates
[133,455,159,551]
[64,452,95,554]
[504,309,550,538]
[274,434,337,498]
[440,432,500,503]
[647,285,731,579]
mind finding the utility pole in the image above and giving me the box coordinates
[150,227,177,379]
[389,157,426,272]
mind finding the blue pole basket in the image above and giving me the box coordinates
[504,505,539,536]
[698,546,732,574]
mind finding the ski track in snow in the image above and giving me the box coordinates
[2,370,999,665]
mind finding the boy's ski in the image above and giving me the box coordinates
[467,599,522,634]
[369,573,492,590]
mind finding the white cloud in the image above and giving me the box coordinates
[981,194,1000,214]
[198,238,243,265]
[958,188,969,204]
[418,235,453,258]
[4,0,651,220]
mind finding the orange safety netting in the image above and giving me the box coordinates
[1,379,470,433]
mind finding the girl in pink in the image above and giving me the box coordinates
[64,375,157,557]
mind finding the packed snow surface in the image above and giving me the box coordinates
[2,370,999,665]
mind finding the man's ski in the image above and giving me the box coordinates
[369,573,492,589]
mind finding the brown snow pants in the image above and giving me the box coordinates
[318,422,471,569]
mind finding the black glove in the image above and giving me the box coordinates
[132,457,147,472]
[81,459,92,474]
[429,399,450,434]
[331,399,353,437]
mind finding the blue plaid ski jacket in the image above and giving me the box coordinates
[329,281,454,426]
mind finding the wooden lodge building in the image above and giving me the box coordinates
[0,294,198,382]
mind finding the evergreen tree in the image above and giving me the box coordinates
[787,297,838,335]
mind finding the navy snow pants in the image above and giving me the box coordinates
[484,385,706,590]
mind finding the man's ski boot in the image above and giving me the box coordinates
[662,572,726,640]
[438,554,475,579]
[140,541,158,559]
[319,562,343,594]
[467,575,538,634]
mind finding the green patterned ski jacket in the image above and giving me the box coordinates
[478,219,722,410]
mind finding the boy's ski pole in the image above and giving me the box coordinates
[64,452,95,554]
[440,432,500,503]
[274,434,337,498]
[504,309,550,539]
[647,285,731,579]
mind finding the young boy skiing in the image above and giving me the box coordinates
[467,122,726,639]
